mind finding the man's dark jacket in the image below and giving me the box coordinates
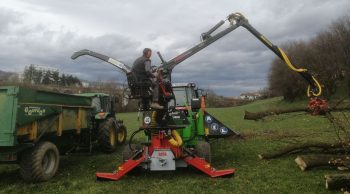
[132,56,154,81]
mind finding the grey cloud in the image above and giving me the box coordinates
[0,0,349,96]
[0,10,141,80]
[0,8,21,34]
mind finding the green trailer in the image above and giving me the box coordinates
[0,86,127,182]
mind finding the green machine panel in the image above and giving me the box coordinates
[0,87,18,146]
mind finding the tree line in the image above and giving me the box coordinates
[269,15,350,101]
[23,64,81,86]
[205,89,251,108]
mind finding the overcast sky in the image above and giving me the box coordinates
[0,0,349,96]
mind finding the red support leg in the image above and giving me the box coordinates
[96,155,146,181]
[183,156,235,177]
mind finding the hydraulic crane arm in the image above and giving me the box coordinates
[160,12,322,97]
[71,12,322,97]
[71,49,132,74]
[228,13,322,97]
[159,20,241,74]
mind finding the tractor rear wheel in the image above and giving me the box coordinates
[19,141,60,182]
[195,141,211,163]
[98,117,119,153]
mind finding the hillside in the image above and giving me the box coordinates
[0,70,17,81]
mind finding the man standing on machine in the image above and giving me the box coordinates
[132,48,164,109]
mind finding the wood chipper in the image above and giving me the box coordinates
[71,12,324,181]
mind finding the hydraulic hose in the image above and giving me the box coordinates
[168,130,183,147]
[278,48,322,97]
[128,128,143,151]
[228,12,323,97]
[278,48,306,73]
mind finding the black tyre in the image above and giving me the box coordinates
[195,141,211,163]
[19,141,60,182]
[116,124,127,145]
[98,117,123,153]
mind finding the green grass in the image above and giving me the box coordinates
[0,97,344,194]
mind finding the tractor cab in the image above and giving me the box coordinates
[75,93,118,119]
[169,83,239,138]
[170,82,205,110]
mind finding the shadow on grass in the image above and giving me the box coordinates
[0,146,124,185]
[0,167,21,184]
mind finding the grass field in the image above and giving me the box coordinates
[0,97,344,194]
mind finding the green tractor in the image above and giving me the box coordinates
[76,93,128,152]
[145,82,240,162]
[170,83,239,144]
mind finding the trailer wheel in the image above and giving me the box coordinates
[116,125,127,145]
[195,141,211,163]
[98,117,119,153]
[19,141,60,182]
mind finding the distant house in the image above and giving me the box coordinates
[81,81,90,87]
[240,92,261,100]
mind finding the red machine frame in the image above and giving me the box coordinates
[96,130,235,181]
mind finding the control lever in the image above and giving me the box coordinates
[157,51,166,65]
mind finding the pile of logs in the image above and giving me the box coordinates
[247,104,350,192]
[258,141,350,192]
[244,98,350,194]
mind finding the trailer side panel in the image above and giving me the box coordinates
[0,87,18,146]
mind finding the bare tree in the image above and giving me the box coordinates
[269,15,350,100]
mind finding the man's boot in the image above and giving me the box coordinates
[150,102,164,109]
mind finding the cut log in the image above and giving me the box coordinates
[244,107,350,120]
[258,142,343,159]
[244,108,306,120]
[325,174,350,190]
[295,154,349,171]
[330,158,350,169]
